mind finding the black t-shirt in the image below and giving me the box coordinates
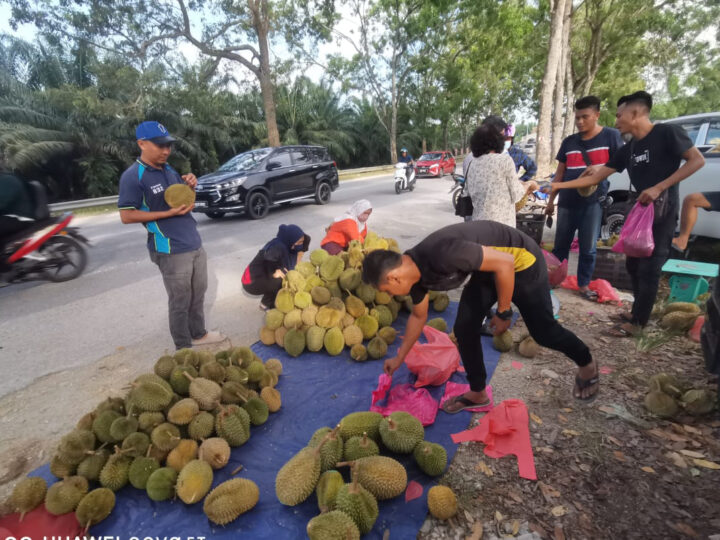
[605,123,693,208]
[556,127,623,208]
[405,221,540,304]
[247,244,287,281]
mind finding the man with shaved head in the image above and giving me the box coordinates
[545,91,705,337]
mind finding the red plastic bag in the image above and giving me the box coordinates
[0,505,83,537]
[370,374,439,426]
[612,202,655,257]
[560,276,620,303]
[405,325,460,387]
[542,249,568,288]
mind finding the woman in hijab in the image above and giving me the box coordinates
[242,224,310,309]
[320,199,372,254]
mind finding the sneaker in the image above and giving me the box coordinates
[192,330,227,346]
[259,302,271,312]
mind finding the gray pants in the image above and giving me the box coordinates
[150,247,208,349]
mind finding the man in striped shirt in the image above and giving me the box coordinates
[546,96,623,300]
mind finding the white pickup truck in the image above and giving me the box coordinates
[604,112,720,240]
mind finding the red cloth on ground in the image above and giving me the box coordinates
[451,399,537,480]
[0,505,83,536]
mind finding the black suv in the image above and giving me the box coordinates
[193,145,339,219]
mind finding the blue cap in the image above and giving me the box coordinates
[401,148,407,152]
[136,121,176,143]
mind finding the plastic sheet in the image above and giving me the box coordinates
[0,506,82,537]
[612,202,655,257]
[27,301,503,539]
[561,275,621,304]
[370,374,439,425]
[405,325,461,387]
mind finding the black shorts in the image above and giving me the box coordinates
[702,191,720,212]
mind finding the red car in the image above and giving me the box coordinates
[414,151,456,177]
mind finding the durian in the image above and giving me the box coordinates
[176,459,214,504]
[166,439,199,472]
[199,437,231,469]
[378,411,424,453]
[75,488,115,531]
[9,476,46,520]
[413,441,447,476]
[492,330,513,352]
[45,476,88,515]
[427,485,457,520]
[203,478,260,525]
[307,510,361,540]
[316,470,345,513]
[146,467,178,501]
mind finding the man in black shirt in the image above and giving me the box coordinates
[545,91,705,336]
[362,221,598,409]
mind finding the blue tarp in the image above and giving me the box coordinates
[30,302,501,539]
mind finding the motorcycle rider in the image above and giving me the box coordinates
[0,167,38,259]
[398,148,414,183]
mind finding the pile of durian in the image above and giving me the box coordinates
[7,347,284,531]
[259,233,450,360]
[644,372,717,419]
[654,301,703,333]
[275,410,459,538]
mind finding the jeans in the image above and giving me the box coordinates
[453,255,592,392]
[626,205,678,326]
[150,247,208,349]
[552,203,603,287]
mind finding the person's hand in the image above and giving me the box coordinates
[579,165,600,178]
[182,173,198,189]
[383,356,404,376]
[637,185,662,205]
[490,315,512,336]
[525,180,539,193]
[545,201,555,216]
[272,269,286,279]
[168,204,194,216]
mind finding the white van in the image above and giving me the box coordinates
[604,112,720,240]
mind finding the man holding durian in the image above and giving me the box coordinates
[362,220,599,409]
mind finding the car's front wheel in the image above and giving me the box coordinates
[246,191,270,220]
[315,181,332,205]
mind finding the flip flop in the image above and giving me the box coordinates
[573,372,600,402]
[579,289,598,301]
[441,394,490,414]
[603,323,637,338]
[610,311,633,323]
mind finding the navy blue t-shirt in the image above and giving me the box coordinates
[556,127,623,208]
[117,160,202,254]
[398,154,413,163]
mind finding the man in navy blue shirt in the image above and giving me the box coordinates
[546,96,623,301]
[118,121,226,349]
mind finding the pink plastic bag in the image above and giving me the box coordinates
[612,202,655,257]
[370,374,439,426]
[542,249,568,288]
[405,325,460,387]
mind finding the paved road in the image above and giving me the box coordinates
[0,172,466,398]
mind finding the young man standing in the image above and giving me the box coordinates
[118,121,226,350]
[546,96,624,300]
[545,91,705,336]
[362,221,599,408]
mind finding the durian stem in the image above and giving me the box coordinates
[335,460,355,468]
[387,417,397,430]
[146,444,153,458]
[361,432,368,447]
[349,462,360,494]
[182,371,196,382]
[19,511,25,522]
[231,464,244,475]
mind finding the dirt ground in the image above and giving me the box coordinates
[1,286,718,539]
[418,287,720,540]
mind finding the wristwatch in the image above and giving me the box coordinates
[496,308,514,321]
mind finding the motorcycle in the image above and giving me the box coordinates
[394,163,416,194]
[450,173,465,209]
[2,212,90,283]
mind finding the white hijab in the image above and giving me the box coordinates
[335,199,372,229]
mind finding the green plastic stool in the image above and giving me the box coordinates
[662,259,719,303]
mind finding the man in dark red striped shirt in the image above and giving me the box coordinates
[546,96,623,300]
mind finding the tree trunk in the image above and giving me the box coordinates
[551,0,572,157]
[562,46,575,140]
[390,54,398,163]
[422,138,427,153]
[253,0,280,147]
[535,0,570,177]
[442,121,449,150]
